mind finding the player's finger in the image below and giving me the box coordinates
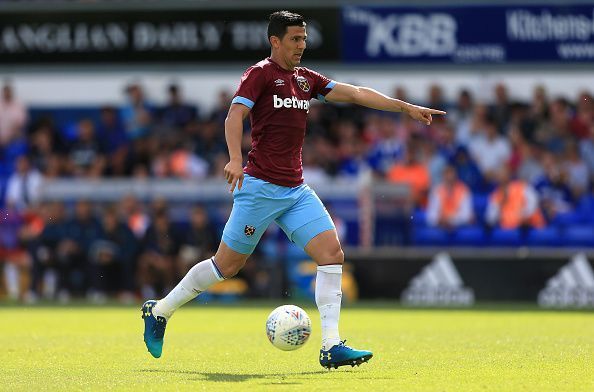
[427,109,446,115]
[229,177,237,193]
[238,175,244,191]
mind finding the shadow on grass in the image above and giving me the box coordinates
[139,369,330,383]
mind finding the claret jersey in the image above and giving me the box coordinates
[231,57,335,187]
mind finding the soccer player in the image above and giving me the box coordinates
[142,10,445,369]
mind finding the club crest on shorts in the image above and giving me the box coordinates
[244,225,256,237]
[296,76,310,92]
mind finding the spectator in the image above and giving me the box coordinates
[386,143,431,207]
[469,114,511,183]
[1,208,30,301]
[96,106,128,176]
[60,200,102,298]
[67,119,107,177]
[5,155,43,211]
[569,91,593,140]
[486,166,545,229]
[562,140,589,198]
[451,146,484,192]
[88,206,138,302]
[33,202,69,300]
[451,89,475,146]
[0,83,27,147]
[535,153,574,222]
[426,164,474,229]
[121,83,153,139]
[161,84,197,129]
[535,97,571,154]
[178,205,218,276]
[137,210,180,298]
[580,123,594,184]
[489,82,512,132]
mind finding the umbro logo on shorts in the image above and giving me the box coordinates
[244,225,256,237]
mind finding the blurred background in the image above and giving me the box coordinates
[1,0,593,307]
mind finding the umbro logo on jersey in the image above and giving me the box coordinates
[538,253,594,308]
[296,76,310,92]
[401,252,474,306]
[274,79,285,86]
[273,95,310,111]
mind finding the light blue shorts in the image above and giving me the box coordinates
[222,174,335,255]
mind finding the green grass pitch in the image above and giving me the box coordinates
[2,303,594,391]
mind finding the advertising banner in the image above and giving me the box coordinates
[0,8,339,63]
[342,4,594,63]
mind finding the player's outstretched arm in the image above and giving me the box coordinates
[224,103,250,192]
[325,82,446,125]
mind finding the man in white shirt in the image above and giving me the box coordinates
[0,84,27,146]
[469,114,511,182]
[6,155,43,211]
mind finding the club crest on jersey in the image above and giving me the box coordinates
[296,76,310,92]
[244,225,256,237]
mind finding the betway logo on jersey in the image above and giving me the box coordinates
[401,252,474,306]
[538,253,594,308]
[273,95,310,111]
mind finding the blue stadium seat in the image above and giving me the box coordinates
[551,211,581,227]
[563,225,594,247]
[576,196,594,224]
[472,193,489,223]
[490,228,522,246]
[451,225,486,246]
[526,227,561,247]
[412,209,427,227]
[413,227,449,246]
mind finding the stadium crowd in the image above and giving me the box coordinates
[1,80,593,302]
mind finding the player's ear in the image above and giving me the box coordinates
[269,36,280,49]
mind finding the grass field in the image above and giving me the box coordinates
[2,303,594,391]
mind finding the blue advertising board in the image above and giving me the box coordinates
[342,4,594,63]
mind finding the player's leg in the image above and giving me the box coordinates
[276,184,372,368]
[143,174,284,358]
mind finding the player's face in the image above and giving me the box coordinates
[279,26,307,67]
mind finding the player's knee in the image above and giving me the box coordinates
[317,245,344,265]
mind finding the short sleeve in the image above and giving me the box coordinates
[232,66,267,109]
[306,68,336,103]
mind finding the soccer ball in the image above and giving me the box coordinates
[266,305,312,351]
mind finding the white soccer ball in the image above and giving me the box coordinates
[266,305,312,351]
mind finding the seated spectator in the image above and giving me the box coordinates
[31,202,69,300]
[0,208,30,301]
[160,83,197,129]
[5,155,43,212]
[60,200,102,298]
[562,140,589,199]
[426,165,474,229]
[580,123,594,186]
[121,83,153,139]
[88,206,138,303]
[486,166,545,229]
[67,119,106,177]
[452,146,485,192]
[178,205,217,276]
[96,106,128,176]
[387,144,431,207]
[469,114,511,183]
[535,157,573,222]
[137,210,180,298]
[0,83,27,147]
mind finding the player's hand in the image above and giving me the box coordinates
[405,104,446,125]
[224,159,244,193]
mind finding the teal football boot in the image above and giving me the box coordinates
[141,300,167,358]
[319,340,373,369]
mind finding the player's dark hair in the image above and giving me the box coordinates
[267,11,306,42]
